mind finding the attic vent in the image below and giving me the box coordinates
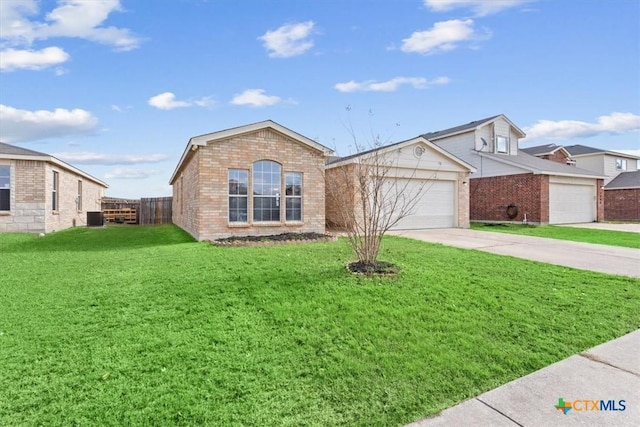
[413,145,425,158]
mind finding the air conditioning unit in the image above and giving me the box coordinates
[87,211,104,227]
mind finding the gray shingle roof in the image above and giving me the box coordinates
[605,170,640,189]
[421,115,501,140]
[480,151,604,178]
[0,142,49,157]
[564,144,640,159]
[521,143,564,156]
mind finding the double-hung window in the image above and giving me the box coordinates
[253,160,281,222]
[616,158,627,171]
[77,180,83,211]
[285,172,302,221]
[0,165,10,211]
[52,171,59,211]
[228,169,249,222]
[496,136,509,154]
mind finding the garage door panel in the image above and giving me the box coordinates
[549,183,595,224]
[387,179,455,230]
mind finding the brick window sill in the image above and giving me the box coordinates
[285,222,304,227]
[228,223,251,228]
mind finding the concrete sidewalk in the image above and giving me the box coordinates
[558,222,640,233]
[388,228,640,278]
[407,329,640,427]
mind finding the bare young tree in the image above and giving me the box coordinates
[326,127,438,271]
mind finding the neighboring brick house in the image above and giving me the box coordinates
[169,120,334,240]
[521,143,575,165]
[0,142,108,233]
[603,171,640,221]
[525,143,640,221]
[421,115,605,224]
[326,136,475,230]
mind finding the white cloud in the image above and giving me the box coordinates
[147,92,213,110]
[524,112,640,140]
[0,47,69,71]
[424,0,532,16]
[0,0,141,52]
[54,152,169,165]
[401,19,490,55]
[0,104,98,143]
[259,21,315,58]
[231,89,282,107]
[334,76,450,92]
[104,168,161,179]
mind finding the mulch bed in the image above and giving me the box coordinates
[211,232,336,247]
[347,261,400,276]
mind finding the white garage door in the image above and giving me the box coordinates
[388,179,455,230]
[549,183,596,224]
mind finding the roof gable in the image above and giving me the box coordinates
[521,143,571,157]
[0,142,108,188]
[421,114,526,141]
[326,136,476,172]
[170,120,334,184]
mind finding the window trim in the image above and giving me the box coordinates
[252,160,282,223]
[0,165,10,212]
[495,135,509,154]
[285,172,303,222]
[52,170,59,212]
[77,180,83,212]
[615,158,627,171]
[228,169,249,223]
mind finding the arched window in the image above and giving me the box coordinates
[253,160,281,222]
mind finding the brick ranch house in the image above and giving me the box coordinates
[524,143,640,221]
[169,120,334,241]
[0,142,108,233]
[422,115,605,224]
[326,136,475,230]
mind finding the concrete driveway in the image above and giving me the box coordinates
[388,228,640,278]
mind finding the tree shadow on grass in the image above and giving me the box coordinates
[0,224,196,253]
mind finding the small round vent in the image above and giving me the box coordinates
[413,145,425,158]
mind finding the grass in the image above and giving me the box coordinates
[471,222,640,249]
[1,225,638,426]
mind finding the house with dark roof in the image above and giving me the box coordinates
[521,143,575,165]
[523,143,640,221]
[420,115,605,224]
[563,145,639,184]
[0,142,108,233]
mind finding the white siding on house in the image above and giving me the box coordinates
[573,156,605,176]
[430,132,476,164]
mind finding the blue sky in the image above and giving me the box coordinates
[1,0,638,198]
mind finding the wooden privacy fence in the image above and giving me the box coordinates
[101,197,172,225]
[139,197,173,225]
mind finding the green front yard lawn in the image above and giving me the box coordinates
[471,223,640,249]
[1,225,638,426]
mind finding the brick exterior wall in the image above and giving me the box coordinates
[0,159,105,233]
[604,188,640,221]
[540,151,571,164]
[470,173,549,223]
[172,128,327,240]
[172,149,200,238]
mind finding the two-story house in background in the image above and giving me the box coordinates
[422,115,605,224]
